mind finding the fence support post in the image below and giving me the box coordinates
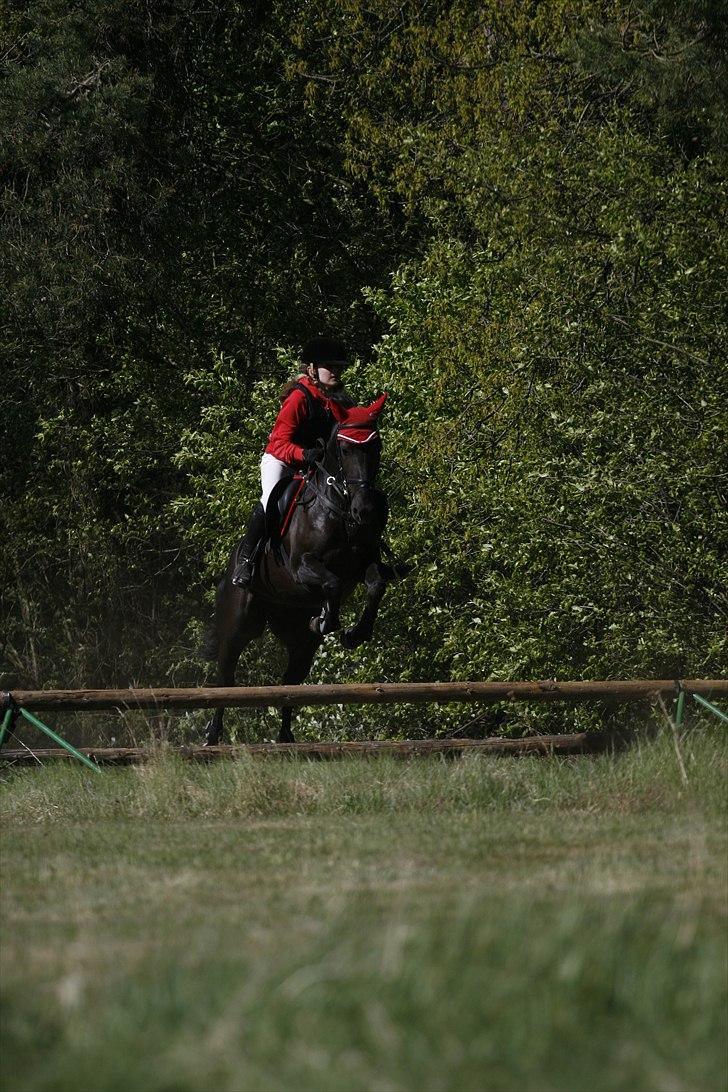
[691,692,728,726]
[0,707,14,750]
[0,693,20,751]
[16,708,101,772]
[1,692,101,773]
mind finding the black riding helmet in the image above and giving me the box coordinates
[300,336,348,370]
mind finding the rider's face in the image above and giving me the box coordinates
[308,363,343,390]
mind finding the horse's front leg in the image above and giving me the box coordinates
[296,552,342,635]
[340,561,390,649]
[310,598,340,636]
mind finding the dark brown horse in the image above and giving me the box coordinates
[203,394,398,743]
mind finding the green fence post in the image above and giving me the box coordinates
[18,708,101,773]
[0,707,13,750]
[692,693,728,726]
[674,687,686,730]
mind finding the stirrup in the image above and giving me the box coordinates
[231,557,255,587]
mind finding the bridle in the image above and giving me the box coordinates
[308,422,381,519]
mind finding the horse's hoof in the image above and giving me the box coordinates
[310,610,339,637]
[340,626,372,649]
[203,723,221,747]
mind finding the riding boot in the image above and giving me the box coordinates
[231,501,266,587]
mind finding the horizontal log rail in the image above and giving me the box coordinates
[0,732,614,765]
[4,679,727,713]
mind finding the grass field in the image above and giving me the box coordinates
[1,724,726,1092]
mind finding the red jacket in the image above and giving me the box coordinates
[264,376,336,467]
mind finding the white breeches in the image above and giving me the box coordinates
[260,453,290,508]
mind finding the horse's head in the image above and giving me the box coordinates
[327,393,388,525]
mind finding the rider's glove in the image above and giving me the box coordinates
[302,441,324,466]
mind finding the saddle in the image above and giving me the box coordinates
[263,471,390,562]
[265,472,307,546]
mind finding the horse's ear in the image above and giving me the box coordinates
[366,392,388,419]
[337,391,389,428]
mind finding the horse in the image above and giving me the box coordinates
[203,393,398,744]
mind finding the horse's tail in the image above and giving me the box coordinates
[201,575,226,662]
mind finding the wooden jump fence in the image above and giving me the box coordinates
[7,678,728,712]
[1,678,725,766]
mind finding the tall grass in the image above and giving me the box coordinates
[1,725,726,1092]
[3,894,725,1092]
[1,722,725,823]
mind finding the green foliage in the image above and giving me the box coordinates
[1,0,726,736]
[360,141,728,697]
[572,0,728,157]
[1,0,208,685]
[0,0,400,689]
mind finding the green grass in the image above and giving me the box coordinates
[1,727,726,1092]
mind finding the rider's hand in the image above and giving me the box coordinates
[303,440,324,466]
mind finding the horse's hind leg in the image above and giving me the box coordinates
[340,561,390,650]
[204,587,265,745]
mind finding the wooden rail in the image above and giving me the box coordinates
[5,679,728,713]
[0,732,616,765]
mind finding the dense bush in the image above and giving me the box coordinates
[2,1,726,737]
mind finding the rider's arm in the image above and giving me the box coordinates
[265,389,309,466]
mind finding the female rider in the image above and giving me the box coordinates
[231,336,352,587]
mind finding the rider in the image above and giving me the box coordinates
[231,336,352,587]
